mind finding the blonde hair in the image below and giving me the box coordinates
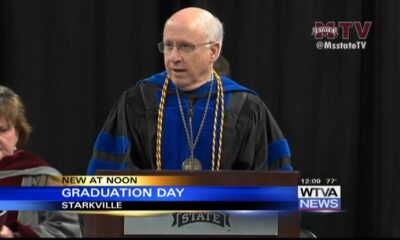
[200,13,224,45]
[0,85,32,148]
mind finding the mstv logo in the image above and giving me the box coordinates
[312,21,372,50]
[312,21,372,40]
[171,212,230,228]
[298,186,341,211]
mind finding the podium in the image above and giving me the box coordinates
[82,170,300,238]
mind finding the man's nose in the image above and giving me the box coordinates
[168,46,182,62]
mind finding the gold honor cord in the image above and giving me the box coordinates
[215,69,224,170]
[155,76,170,170]
[155,69,224,171]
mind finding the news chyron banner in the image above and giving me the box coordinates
[0,175,341,214]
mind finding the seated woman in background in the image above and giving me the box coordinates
[0,85,81,238]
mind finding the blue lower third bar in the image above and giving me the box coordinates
[0,201,60,211]
[0,186,297,201]
[0,186,299,211]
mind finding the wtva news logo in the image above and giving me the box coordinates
[298,185,341,212]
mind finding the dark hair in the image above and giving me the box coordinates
[214,55,231,76]
[0,85,32,148]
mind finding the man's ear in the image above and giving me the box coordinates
[210,42,221,63]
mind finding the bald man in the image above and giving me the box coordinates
[87,7,292,174]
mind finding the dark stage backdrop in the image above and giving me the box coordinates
[1,0,399,237]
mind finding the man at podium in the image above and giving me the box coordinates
[87,7,292,174]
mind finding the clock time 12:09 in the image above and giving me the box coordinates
[300,178,321,185]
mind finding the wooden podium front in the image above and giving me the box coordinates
[82,170,300,238]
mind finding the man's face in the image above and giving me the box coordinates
[163,20,220,91]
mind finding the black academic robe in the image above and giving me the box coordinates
[87,72,292,174]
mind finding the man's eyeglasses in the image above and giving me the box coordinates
[157,41,214,54]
